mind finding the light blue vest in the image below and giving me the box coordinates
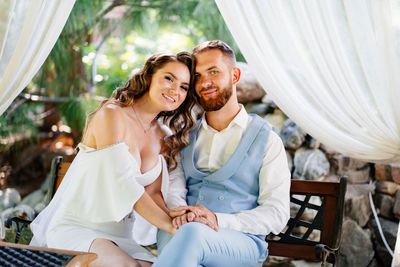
[181,115,271,214]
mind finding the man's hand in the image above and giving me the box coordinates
[169,204,219,231]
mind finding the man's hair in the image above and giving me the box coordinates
[192,40,236,65]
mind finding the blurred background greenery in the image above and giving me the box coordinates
[0,0,244,145]
[0,0,244,191]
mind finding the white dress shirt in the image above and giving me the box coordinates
[167,105,291,235]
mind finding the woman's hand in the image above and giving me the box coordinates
[169,205,219,231]
[166,223,177,236]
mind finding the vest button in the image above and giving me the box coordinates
[218,196,224,200]
[199,195,204,201]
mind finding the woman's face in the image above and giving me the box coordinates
[148,61,190,111]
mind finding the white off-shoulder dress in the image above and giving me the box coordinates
[30,142,169,262]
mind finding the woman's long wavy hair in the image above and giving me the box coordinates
[83,51,196,171]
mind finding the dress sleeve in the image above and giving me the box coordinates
[65,143,145,223]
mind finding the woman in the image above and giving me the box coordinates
[30,51,196,266]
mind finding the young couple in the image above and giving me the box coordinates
[30,40,291,267]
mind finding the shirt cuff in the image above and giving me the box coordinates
[215,213,241,230]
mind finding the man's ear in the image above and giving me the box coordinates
[232,67,241,85]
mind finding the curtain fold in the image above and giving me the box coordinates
[215,0,400,163]
[0,0,76,116]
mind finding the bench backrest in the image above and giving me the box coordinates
[49,156,71,198]
[267,177,347,263]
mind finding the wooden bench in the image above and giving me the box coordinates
[267,177,347,265]
[6,156,347,266]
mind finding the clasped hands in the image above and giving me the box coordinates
[168,204,219,232]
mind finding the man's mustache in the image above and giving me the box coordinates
[199,86,218,93]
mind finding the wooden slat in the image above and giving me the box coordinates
[58,162,71,175]
[54,162,71,194]
[268,243,318,260]
[320,196,339,247]
[290,180,340,196]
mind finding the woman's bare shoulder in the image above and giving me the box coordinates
[90,103,127,148]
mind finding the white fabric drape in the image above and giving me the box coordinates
[0,0,76,116]
[215,0,400,163]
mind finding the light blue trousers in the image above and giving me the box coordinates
[153,222,268,267]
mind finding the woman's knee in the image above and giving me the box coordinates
[89,238,140,267]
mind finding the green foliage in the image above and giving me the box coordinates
[8,0,244,141]
[0,103,40,150]
[59,96,101,135]
[3,227,33,245]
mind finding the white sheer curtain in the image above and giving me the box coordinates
[0,0,76,116]
[215,0,400,164]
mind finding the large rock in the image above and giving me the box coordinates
[307,137,320,150]
[246,103,269,115]
[340,166,371,184]
[369,217,398,267]
[319,143,338,155]
[0,188,21,210]
[236,62,266,103]
[261,95,277,108]
[264,109,287,134]
[34,202,46,214]
[279,119,306,150]
[393,189,400,218]
[390,163,400,184]
[327,154,371,183]
[20,189,45,210]
[292,148,330,181]
[338,219,374,267]
[375,181,400,195]
[375,193,394,219]
[367,258,380,267]
[375,164,392,181]
[344,184,374,227]
[375,163,400,183]
[246,101,276,116]
[262,256,294,267]
[330,154,369,173]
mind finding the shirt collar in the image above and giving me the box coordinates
[200,104,248,132]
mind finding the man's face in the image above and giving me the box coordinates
[194,49,234,111]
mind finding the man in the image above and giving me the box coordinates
[153,40,290,267]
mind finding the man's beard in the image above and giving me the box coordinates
[198,83,233,112]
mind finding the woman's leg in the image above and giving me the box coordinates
[137,260,152,267]
[89,238,142,267]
